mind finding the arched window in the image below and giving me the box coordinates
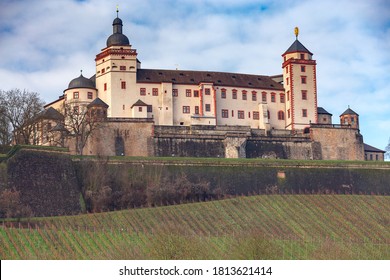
[278,110,285,120]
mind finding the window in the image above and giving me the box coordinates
[152,88,158,96]
[139,88,146,96]
[232,110,234,117]
[302,90,307,100]
[172,89,178,97]
[287,91,290,101]
[302,109,307,117]
[87,92,93,99]
[248,112,251,118]
[183,106,190,114]
[286,67,289,74]
[138,107,142,112]
[73,92,79,99]
[301,76,307,84]
[195,106,199,114]
[238,110,245,119]
[271,93,276,103]
[222,109,229,118]
[104,83,107,91]
[101,68,105,74]
[147,105,153,112]
[123,105,125,110]
[252,91,257,101]
[185,89,192,97]
[301,66,306,72]
[286,77,289,85]
[205,104,211,112]
[221,89,226,99]
[280,93,285,103]
[262,92,267,102]
[253,111,259,120]
[121,81,126,89]
[73,106,79,114]
[232,89,237,99]
[242,91,247,100]
[267,110,270,119]
[288,109,291,119]
[120,66,126,70]
[194,90,199,97]
[205,88,210,95]
[300,53,305,59]
[278,111,285,120]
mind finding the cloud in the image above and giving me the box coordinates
[0,0,389,150]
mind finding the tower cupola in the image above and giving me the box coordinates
[106,9,130,47]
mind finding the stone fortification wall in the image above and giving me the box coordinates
[154,125,250,158]
[246,136,312,159]
[310,126,364,160]
[74,159,390,212]
[66,122,366,161]
[6,148,82,217]
[81,119,155,156]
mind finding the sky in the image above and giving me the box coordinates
[0,0,389,151]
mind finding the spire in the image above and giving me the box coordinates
[116,5,119,18]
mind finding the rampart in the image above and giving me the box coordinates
[1,148,389,217]
[5,148,82,217]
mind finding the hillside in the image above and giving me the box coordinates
[1,195,389,259]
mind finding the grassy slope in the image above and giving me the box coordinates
[0,195,389,259]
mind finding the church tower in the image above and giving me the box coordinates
[95,9,139,117]
[282,27,318,130]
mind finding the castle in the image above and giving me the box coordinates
[35,12,384,161]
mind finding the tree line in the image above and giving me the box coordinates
[0,89,44,146]
[0,89,101,155]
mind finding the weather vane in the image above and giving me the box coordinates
[294,27,299,39]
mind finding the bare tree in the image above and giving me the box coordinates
[385,137,390,160]
[62,102,104,155]
[0,106,12,145]
[0,89,44,145]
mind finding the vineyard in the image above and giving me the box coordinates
[0,195,389,259]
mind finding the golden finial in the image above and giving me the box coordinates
[116,5,119,17]
[294,27,299,39]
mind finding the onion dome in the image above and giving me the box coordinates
[106,15,130,47]
[67,73,95,90]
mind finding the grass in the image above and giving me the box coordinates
[72,154,390,169]
[0,195,389,260]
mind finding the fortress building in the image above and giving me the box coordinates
[35,11,383,161]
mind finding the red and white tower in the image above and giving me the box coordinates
[282,27,318,131]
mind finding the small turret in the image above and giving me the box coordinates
[340,107,359,129]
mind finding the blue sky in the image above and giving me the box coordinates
[0,0,389,151]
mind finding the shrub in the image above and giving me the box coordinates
[0,188,33,219]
